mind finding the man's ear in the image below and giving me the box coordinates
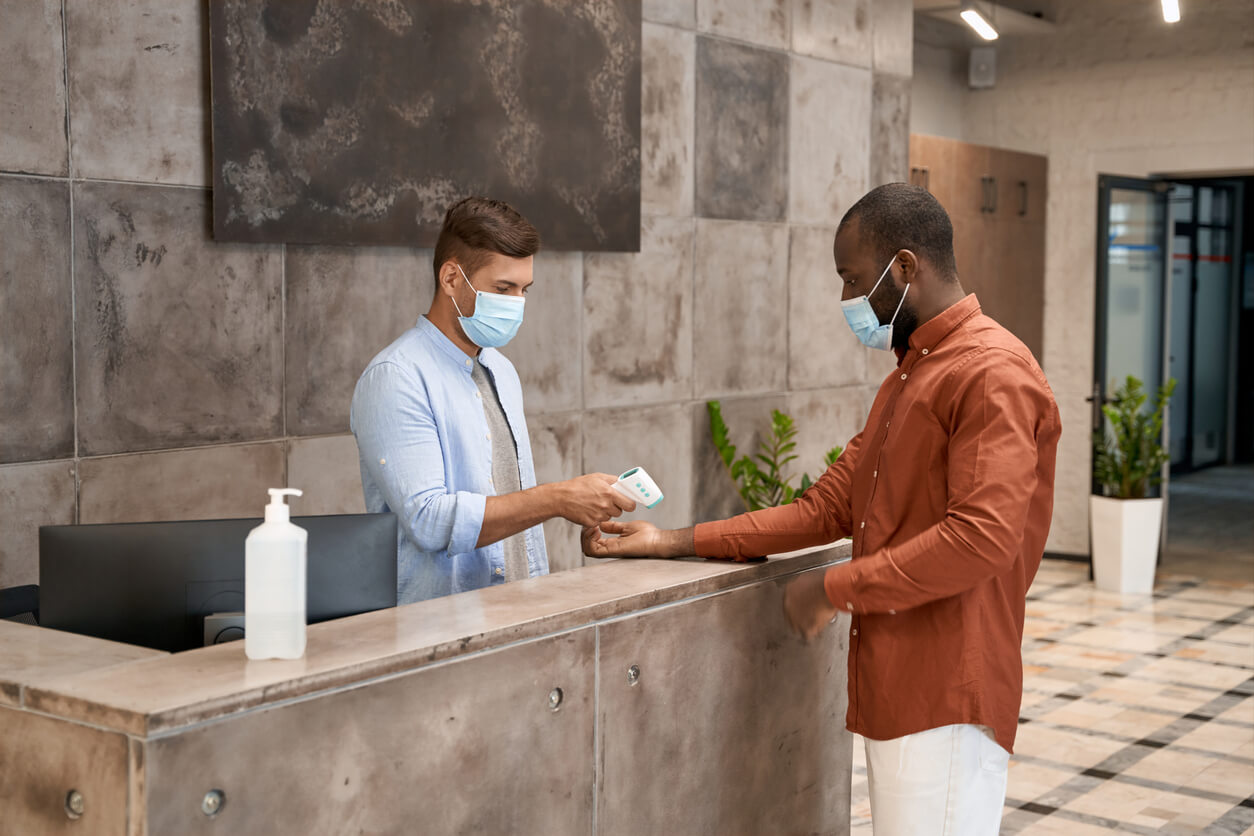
[436,260,460,297]
[895,249,920,285]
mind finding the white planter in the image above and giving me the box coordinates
[1089,495,1164,595]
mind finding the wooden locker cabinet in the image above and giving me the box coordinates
[908,133,1048,364]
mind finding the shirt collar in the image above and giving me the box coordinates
[415,315,480,373]
[896,293,982,361]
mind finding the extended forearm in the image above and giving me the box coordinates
[477,484,561,548]
[656,527,696,558]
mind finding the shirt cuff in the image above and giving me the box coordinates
[448,490,487,554]
[692,520,761,561]
[823,563,858,613]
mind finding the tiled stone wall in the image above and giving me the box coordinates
[910,1,1254,555]
[0,0,912,588]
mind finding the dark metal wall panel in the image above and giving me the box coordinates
[209,0,641,251]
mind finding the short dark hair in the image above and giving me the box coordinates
[433,197,540,280]
[837,184,958,279]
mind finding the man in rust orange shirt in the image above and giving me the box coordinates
[582,183,1060,835]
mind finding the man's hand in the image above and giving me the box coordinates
[783,570,839,641]
[582,521,696,559]
[556,474,636,527]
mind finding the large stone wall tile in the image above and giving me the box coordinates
[597,573,851,834]
[78,443,285,524]
[144,630,595,835]
[693,219,789,398]
[871,0,913,77]
[73,182,282,456]
[788,225,867,390]
[0,0,68,175]
[871,73,911,187]
[786,385,873,487]
[0,706,129,836]
[642,24,695,218]
[504,251,582,414]
[583,403,693,533]
[525,412,583,572]
[0,176,74,463]
[584,216,694,409]
[790,56,871,227]
[66,0,208,185]
[791,0,872,68]
[285,246,432,437]
[287,435,366,518]
[695,38,788,222]
[0,461,76,588]
[644,0,695,28]
[697,0,789,49]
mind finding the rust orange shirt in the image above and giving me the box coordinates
[694,294,1060,753]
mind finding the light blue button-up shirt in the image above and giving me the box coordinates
[350,316,548,604]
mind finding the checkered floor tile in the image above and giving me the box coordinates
[849,558,1254,835]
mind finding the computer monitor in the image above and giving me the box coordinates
[39,513,398,652]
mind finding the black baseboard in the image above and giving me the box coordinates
[1044,551,1090,564]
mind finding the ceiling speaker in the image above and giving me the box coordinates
[969,46,997,89]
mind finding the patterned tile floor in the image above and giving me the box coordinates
[850,558,1254,834]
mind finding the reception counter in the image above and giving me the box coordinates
[1,543,853,835]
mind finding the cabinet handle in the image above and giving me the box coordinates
[980,176,997,213]
[1018,181,1028,217]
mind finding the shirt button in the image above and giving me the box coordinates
[475,391,482,399]
[846,601,855,611]
[465,359,472,367]
[495,568,503,576]
[873,470,877,478]
[889,609,897,615]
[860,521,865,529]
[921,348,929,355]
[485,433,491,441]
[900,373,907,380]
[851,628,858,636]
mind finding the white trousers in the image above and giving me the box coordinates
[864,724,1010,836]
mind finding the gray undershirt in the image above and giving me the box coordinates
[471,361,530,582]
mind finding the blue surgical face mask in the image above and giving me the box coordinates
[840,256,910,351]
[452,264,525,349]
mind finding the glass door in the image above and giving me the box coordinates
[1093,176,1172,500]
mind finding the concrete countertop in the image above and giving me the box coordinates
[6,543,850,738]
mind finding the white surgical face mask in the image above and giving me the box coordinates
[840,257,909,351]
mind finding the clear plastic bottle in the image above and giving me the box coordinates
[245,488,307,660]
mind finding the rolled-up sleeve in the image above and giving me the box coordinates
[693,431,863,559]
[351,362,485,555]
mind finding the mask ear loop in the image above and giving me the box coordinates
[888,281,910,326]
[868,257,895,298]
[451,263,475,319]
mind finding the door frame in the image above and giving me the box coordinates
[1092,174,1173,563]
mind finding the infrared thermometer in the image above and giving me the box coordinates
[613,467,664,509]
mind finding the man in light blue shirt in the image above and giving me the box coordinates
[351,197,634,603]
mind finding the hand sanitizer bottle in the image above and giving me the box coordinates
[245,488,307,660]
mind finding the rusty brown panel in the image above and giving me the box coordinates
[0,706,130,836]
[597,567,853,835]
[142,629,595,835]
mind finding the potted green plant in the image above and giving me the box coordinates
[1090,375,1176,595]
[707,401,841,511]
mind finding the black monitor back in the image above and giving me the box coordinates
[39,514,398,652]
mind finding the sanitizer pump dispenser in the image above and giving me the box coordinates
[245,488,307,660]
